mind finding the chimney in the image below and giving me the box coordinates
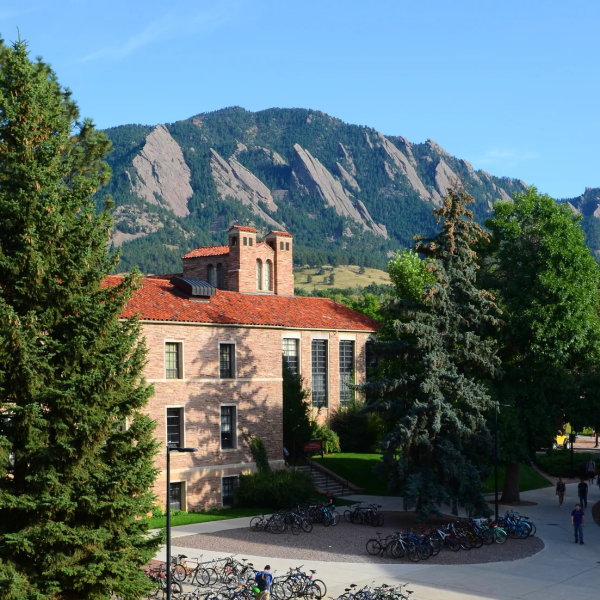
[265,231,294,296]
[228,225,257,293]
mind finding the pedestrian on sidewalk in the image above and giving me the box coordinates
[556,477,566,507]
[586,458,596,484]
[254,565,273,600]
[578,478,588,509]
[571,503,585,544]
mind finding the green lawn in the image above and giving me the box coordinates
[483,464,552,494]
[147,507,267,529]
[312,453,552,497]
[313,453,391,496]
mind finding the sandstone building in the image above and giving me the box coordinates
[110,226,378,510]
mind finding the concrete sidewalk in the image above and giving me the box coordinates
[158,482,600,600]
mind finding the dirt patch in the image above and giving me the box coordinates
[175,511,544,565]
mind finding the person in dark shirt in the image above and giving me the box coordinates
[556,477,566,508]
[577,478,588,508]
[571,503,585,544]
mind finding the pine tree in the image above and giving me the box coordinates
[282,364,312,461]
[369,188,502,520]
[0,39,159,599]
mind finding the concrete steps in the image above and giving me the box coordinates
[295,465,352,496]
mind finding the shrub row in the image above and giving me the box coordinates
[236,468,314,509]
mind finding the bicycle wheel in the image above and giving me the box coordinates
[419,543,432,560]
[307,580,327,599]
[302,519,313,533]
[171,564,187,583]
[494,529,508,544]
[481,529,494,545]
[366,539,382,555]
[428,537,442,555]
[527,522,537,536]
[459,536,472,551]
[350,511,363,525]
[407,544,422,562]
[447,538,461,552]
[344,510,353,522]
[250,516,264,532]
[391,540,406,559]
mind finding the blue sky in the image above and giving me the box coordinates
[1,0,598,198]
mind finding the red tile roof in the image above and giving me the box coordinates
[106,276,379,331]
[229,225,257,233]
[268,230,294,238]
[183,245,229,259]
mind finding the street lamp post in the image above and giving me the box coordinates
[166,445,197,600]
[494,403,510,522]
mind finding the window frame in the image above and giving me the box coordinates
[164,340,184,380]
[169,480,187,511]
[220,404,238,450]
[256,259,263,291]
[221,475,238,506]
[282,338,300,375]
[166,405,185,448]
[339,340,355,408]
[311,339,328,408]
[264,260,272,292]
[219,342,236,379]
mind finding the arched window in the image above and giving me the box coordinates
[207,264,216,287]
[256,259,263,291]
[216,263,224,289]
[264,260,272,291]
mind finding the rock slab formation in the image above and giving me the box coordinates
[132,124,193,217]
[209,149,283,229]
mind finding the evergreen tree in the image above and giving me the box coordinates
[482,188,600,502]
[282,364,312,460]
[369,189,502,520]
[0,39,159,599]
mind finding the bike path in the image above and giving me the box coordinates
[159,481,600,600]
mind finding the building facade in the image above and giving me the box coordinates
[113,226,378,510]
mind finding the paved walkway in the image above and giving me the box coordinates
[158,482,600,600]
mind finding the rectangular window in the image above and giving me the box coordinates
[166,407,183,447]
[165,342,182,379]
[243,236,247,246]
[311,340,328,407]
[219,344,235,379]
[220,406,237,449]
[249,238,253,246]
[339,341,355,408]
[222,476,237,506]
[286,242,290,251]
[280,241,284,250]
[169,482,182,511]
[282,338,299,375]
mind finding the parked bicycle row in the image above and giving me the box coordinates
[366,511,536,562]
[250,501,341,534]
[335,582,415,600]
[145,556,328,600]
[343,503,385,527]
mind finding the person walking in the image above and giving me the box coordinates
[556,477,566,508]
[571,503,585,544]
[586,457,596,484]
[283,446,290,468]
[254,565,273,600]
[578,478,589,509]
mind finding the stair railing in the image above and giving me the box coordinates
[302,455,358,496]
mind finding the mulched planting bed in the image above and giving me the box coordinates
[175,511,544,565]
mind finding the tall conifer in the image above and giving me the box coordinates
[370,189,502,519]
[0,39,159,599]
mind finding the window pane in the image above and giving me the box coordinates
[222,476,236,505]
[166,407,181,447]
[208,265,217,287]
[282,339,299,375]
[165,343,180,379]
[169,482,182,511]
[264,261,271,291]
[311,340,328,408]
[256,261,262,290]
[216,264,224,289]
[339,341,355,407]
[221,406,236,449]
[220,344,235,379]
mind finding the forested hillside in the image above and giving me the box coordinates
[100,107,531,273]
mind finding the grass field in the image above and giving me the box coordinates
[147,507,267,529]
[294,265,390,291]
[483,464,552,494]
[313,453,552,497]
[313,453,391,496]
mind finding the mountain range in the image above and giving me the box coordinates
[99,107,599,274]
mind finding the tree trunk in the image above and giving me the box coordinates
[500,462,520,503]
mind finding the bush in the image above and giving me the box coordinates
[244,434,271,474]
[236,469,314,509]
[332,399,385,453]
[310,422,341,454]
[536,449,596,477]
